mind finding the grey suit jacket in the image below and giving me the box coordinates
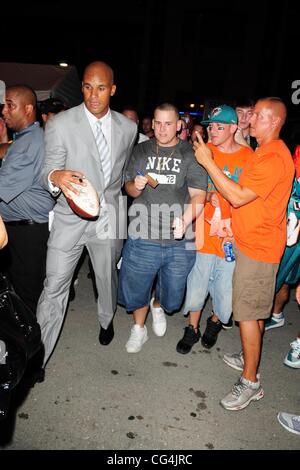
[42,103,137,250]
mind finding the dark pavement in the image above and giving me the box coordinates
[0,257,299,450]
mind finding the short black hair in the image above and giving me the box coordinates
[235,98,255,109]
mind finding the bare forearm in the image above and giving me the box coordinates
[183,194,205,226]
[193,134,255,207]
[125,181,143,198]
[202,159,244,207]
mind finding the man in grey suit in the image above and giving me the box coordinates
[37,61,137,366]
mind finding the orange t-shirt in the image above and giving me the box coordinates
[196,143,253,256]
[232,140,295,263]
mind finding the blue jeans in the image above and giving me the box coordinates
[182,252,235,323]
[118,238,196,312]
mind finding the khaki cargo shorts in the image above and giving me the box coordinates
[232,244,279,321]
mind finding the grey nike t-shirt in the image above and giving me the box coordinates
[125,139,207,241]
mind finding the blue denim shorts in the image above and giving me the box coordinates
[182,252,235,323]
[118,237,196,312]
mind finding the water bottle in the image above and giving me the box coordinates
[173,217,184,239]
[223,241,235,262]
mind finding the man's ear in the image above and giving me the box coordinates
[230,124,238,135]
[272,115,281,130]
[25,103,34,117]
[177,119,184,133]
[110,84,116,97]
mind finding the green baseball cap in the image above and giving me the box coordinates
[201,104,238,125]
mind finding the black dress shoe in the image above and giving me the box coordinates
[69,284,76,302]
[99,322,114,346]
[20,366,45,389]
[35,367,45,384]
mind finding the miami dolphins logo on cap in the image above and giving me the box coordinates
[210,107,222,118]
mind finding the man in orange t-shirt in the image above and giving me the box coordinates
[194,97,294,411]
[177,105,252,355]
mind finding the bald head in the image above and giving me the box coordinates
[7,85,37,109]
[258,97,287,128]
[83,61,114,85]
[3,85,37,131]
[250,97,287,145]
[82,61,116,119]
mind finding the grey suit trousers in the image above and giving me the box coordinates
[37,228,121,366]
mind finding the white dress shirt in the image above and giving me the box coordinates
[84,105,112,153]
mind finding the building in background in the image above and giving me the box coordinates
[0,63,82,108]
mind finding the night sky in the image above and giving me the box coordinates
[1,0,299,143]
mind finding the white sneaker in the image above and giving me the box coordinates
[265,312,285,331]
[223,351,260,378]
[223,351,244,371]
[126,324,148,353]
[220,377,264,411]
[284,339,300,368]
[150,298,167,337]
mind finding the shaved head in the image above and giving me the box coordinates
[258,97,287,127]
[82,61,116,119]
[3,85,37,131]
[83,61,114,85]
[250,97,288,145]
[7,85,37,109]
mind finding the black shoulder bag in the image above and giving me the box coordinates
[0,273,42,420]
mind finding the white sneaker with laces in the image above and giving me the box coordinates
[223,351,244,371]
[284,338,300,368]
[223,351,260,379]
[150,298,167,337]
[126,324,148,353]
[220,377,264,411]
